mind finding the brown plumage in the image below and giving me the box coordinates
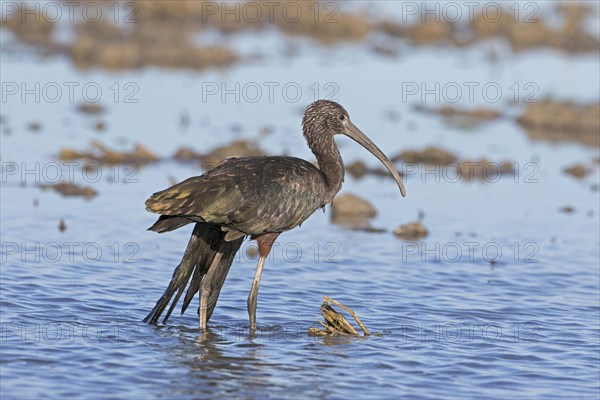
[143,100,406,330]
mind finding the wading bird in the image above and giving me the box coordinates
[144,100,406,330]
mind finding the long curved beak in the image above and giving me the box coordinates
[344,121,406,197]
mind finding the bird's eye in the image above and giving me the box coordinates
[339,115,345,121]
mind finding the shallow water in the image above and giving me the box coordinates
[1,7,600,400]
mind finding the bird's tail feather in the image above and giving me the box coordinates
[147,215,192,233]
[143,223,243,324]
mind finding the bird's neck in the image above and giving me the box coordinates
[313,138,344,203]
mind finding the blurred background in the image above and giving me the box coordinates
[1,1,599,399]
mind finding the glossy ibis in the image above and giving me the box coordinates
[143,100,406,330]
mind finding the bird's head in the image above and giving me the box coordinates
[302,100,406,197]
[302,99,350,139]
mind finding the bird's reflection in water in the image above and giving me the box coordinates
[319,334,367,347]
[149,321,369,398]
[158,323,293,398]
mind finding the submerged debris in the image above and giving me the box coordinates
[308,296,370,337]
[370,41,400,57]
[274,1,369,44]
[392,146,457,165]
[346,160,395,180]
[415,106,502,121]
[2,0,373,72]
[378,18,454,45]
[393,147,514,181]
[27,122,41,132]
[202,140,266,165]
[2,2,238,71]
[77,103,104,115]
[71,13,239,71]
[1,0,597,77]
[39,183,97,198]
[174,140,267,166]
[358,226,387,234]
[457,159,515,181]
[331,193,380,231]
[332,193,376,218]
[94,121,106,131]
[394,222,429,240]
[59,141,159,165]
[517,101,600,147]
[173,147,204,162]
[564,164,591,179]
[1,4,55,47]
[378,3,599,53]
[469,3,599,53]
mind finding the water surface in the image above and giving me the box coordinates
[1,7,599,399]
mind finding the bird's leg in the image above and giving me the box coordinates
[199,251,223,330]
[248,255,266,331]
[248,233,279,331]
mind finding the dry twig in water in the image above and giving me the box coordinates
[308,296,370,337]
